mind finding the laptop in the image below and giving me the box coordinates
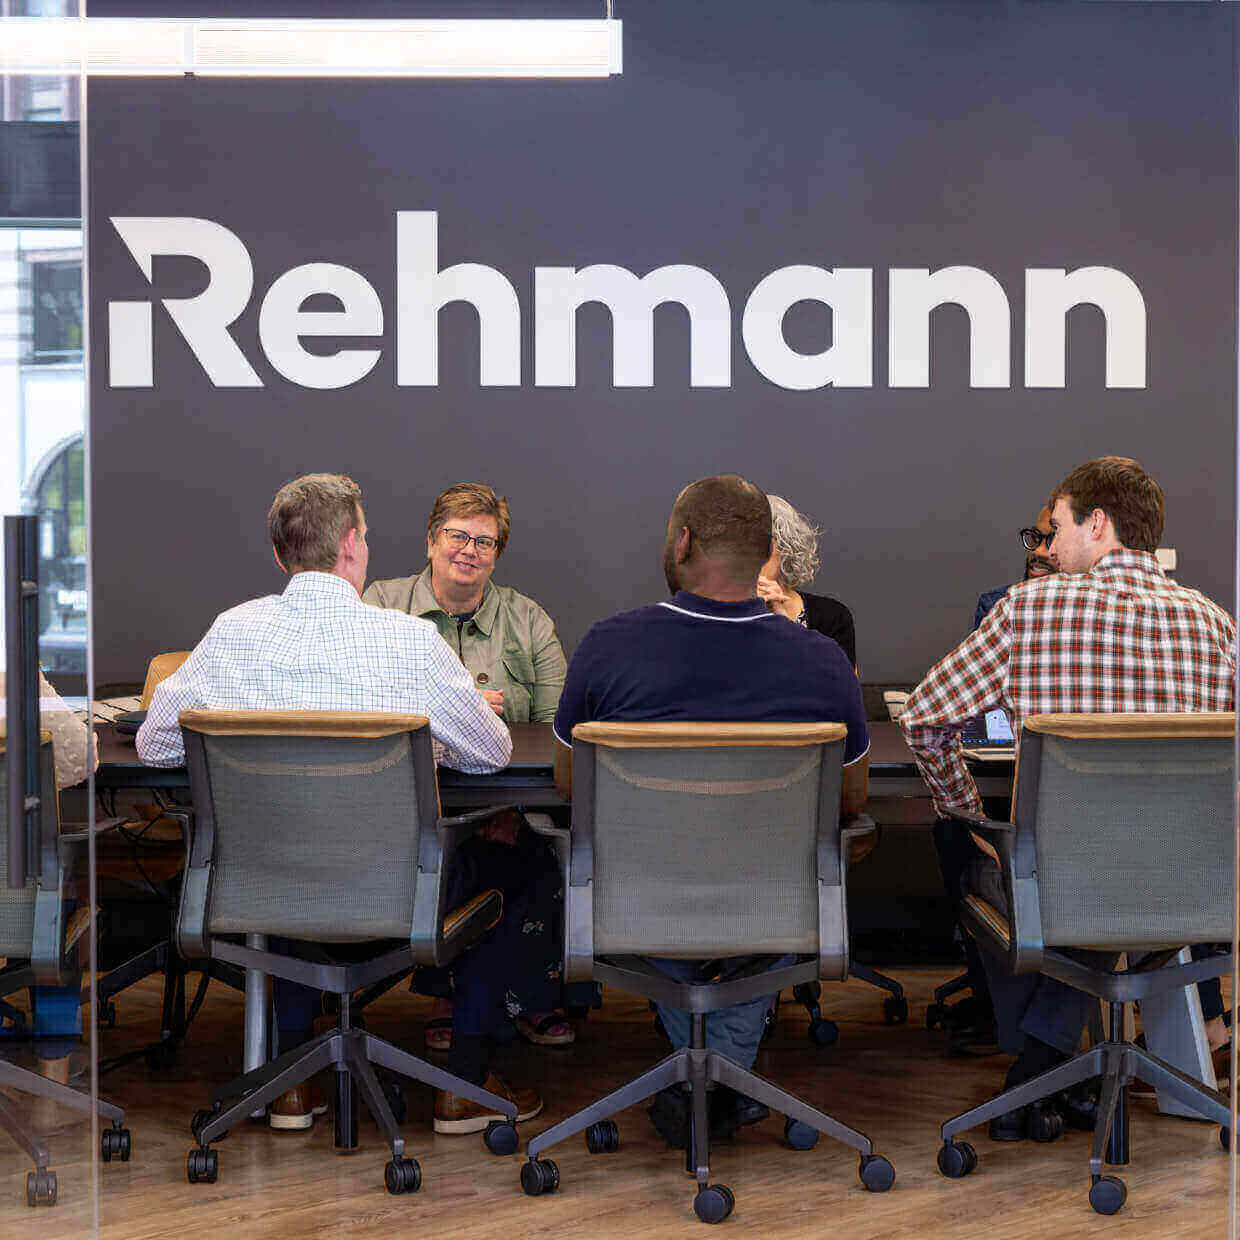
[959,707,1016,760]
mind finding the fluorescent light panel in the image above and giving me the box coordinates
[0,17,622,78]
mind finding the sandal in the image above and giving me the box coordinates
[424,1016,453,1053]
[515,1011,575,1047]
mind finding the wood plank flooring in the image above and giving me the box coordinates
[0,966,1231,1237]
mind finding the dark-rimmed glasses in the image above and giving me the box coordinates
[1019,526,1055,552]
[439,527,499,554]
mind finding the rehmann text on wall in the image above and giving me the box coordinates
[106,212,1147,393]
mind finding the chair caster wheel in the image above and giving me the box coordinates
[784,1119,818,1150]
[693,1183,734,1223]
[585,1120,620,1153]
[484,1120,519,1156]
[926,1002,947,1031]
[101,1125,131,1162]
[1222,1127,1231,1152]
[520,1157,559,1196]
[186,1147,218,1184]
[190,1107,223,1144]
[145,1041,177,1071]
[384,1156,421,1194]
[808,1017,839,1048]
[1089,1174,1127,1215]
[859,1153,896,1192]
[882,996,909,1025]
[26,1170,56,1207]
[937,1140,976,1178]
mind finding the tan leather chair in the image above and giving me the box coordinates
[139,651,190,710]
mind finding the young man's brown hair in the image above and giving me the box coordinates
[1049,456,1165,553]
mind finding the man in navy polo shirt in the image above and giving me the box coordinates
[554,474,869,1144]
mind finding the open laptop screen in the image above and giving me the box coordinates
[960,707,1015,749]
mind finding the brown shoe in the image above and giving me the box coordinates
[270,1083,316,1131]
[433,1072,542,1135]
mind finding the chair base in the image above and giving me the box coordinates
[0,1058,127,1204]
[941,1034,1229,1210]
[526,1036,888,1212]
[91,941,244,1074]
[188,1023,520,1190]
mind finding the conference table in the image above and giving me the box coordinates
[92,720,1216,1117]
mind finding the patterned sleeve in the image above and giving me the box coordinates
[135,630,215,767]
[528,605,568,725]
[419,629,513,773]
[35,672,95,789]
[899,595,1014,817]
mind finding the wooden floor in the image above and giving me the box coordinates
[0,966,1231,1237]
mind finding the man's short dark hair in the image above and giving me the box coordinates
[671,475,771,576]
[1049,456,1164,553]
[268,473,362,572]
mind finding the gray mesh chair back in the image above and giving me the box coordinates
[570,722,845,960]
[0,734,58,962]
[524,721,898,1216]
[1016,713,1234,951]
[179,711,438,945]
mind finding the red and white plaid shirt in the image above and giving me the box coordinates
[901,549,1236,817]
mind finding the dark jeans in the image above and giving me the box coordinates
[274,820,565,1049]
[962,853,1115,1057]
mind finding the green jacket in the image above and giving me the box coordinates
[362,567,566,725]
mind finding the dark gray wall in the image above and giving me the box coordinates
[89,1,1237,684]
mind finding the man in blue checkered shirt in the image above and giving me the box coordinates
[138,474,543,1134]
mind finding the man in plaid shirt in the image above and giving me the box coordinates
[901,457,1235,1140]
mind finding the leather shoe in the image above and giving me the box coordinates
[647,1086,763,1149]
[987,1098,1064,1142]
[270,1083,322,1131]
[433,1072,542,1135]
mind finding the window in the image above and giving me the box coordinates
[29,256,82,362]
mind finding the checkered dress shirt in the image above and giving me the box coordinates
[136,571,513,772]
[900,549,1236,817]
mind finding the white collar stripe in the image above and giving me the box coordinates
[658,601,774,623]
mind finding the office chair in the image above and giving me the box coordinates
[0,734,131,1206]
[936,712,1234,1215]
[519,721,895,1223]
[176,710,523,1194]
[89,651,244,1070]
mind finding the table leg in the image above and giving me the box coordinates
[244,933,269,1119]
[1141,947,1216,1117]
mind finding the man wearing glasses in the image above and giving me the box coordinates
[972,507,1057,630]
[901,457,1235,1143]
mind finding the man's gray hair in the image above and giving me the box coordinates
[768,494,821,589]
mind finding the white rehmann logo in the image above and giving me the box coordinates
[106,212,1147,392]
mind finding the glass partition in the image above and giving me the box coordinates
[1,0,98,1228]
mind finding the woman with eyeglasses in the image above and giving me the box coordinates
[364,482,576,1067]
[363,481,566,725]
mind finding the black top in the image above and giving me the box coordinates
[800,592,857,667]
[554,590,869,765]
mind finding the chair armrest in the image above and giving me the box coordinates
[815,813,875,984]
[168,808,214,960]
[57,816,127,850]
[29,885,66,985]
[947,808,1044,976]
[436,804,520,854]
[440,889,504,958]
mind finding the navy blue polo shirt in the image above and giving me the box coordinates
[554,590,869,765]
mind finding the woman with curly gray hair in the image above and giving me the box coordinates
[757,494,857,668]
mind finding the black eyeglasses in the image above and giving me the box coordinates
[440,527,500,554]
[1019,527,1055,552]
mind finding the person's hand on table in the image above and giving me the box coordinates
[480,688,505,716]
